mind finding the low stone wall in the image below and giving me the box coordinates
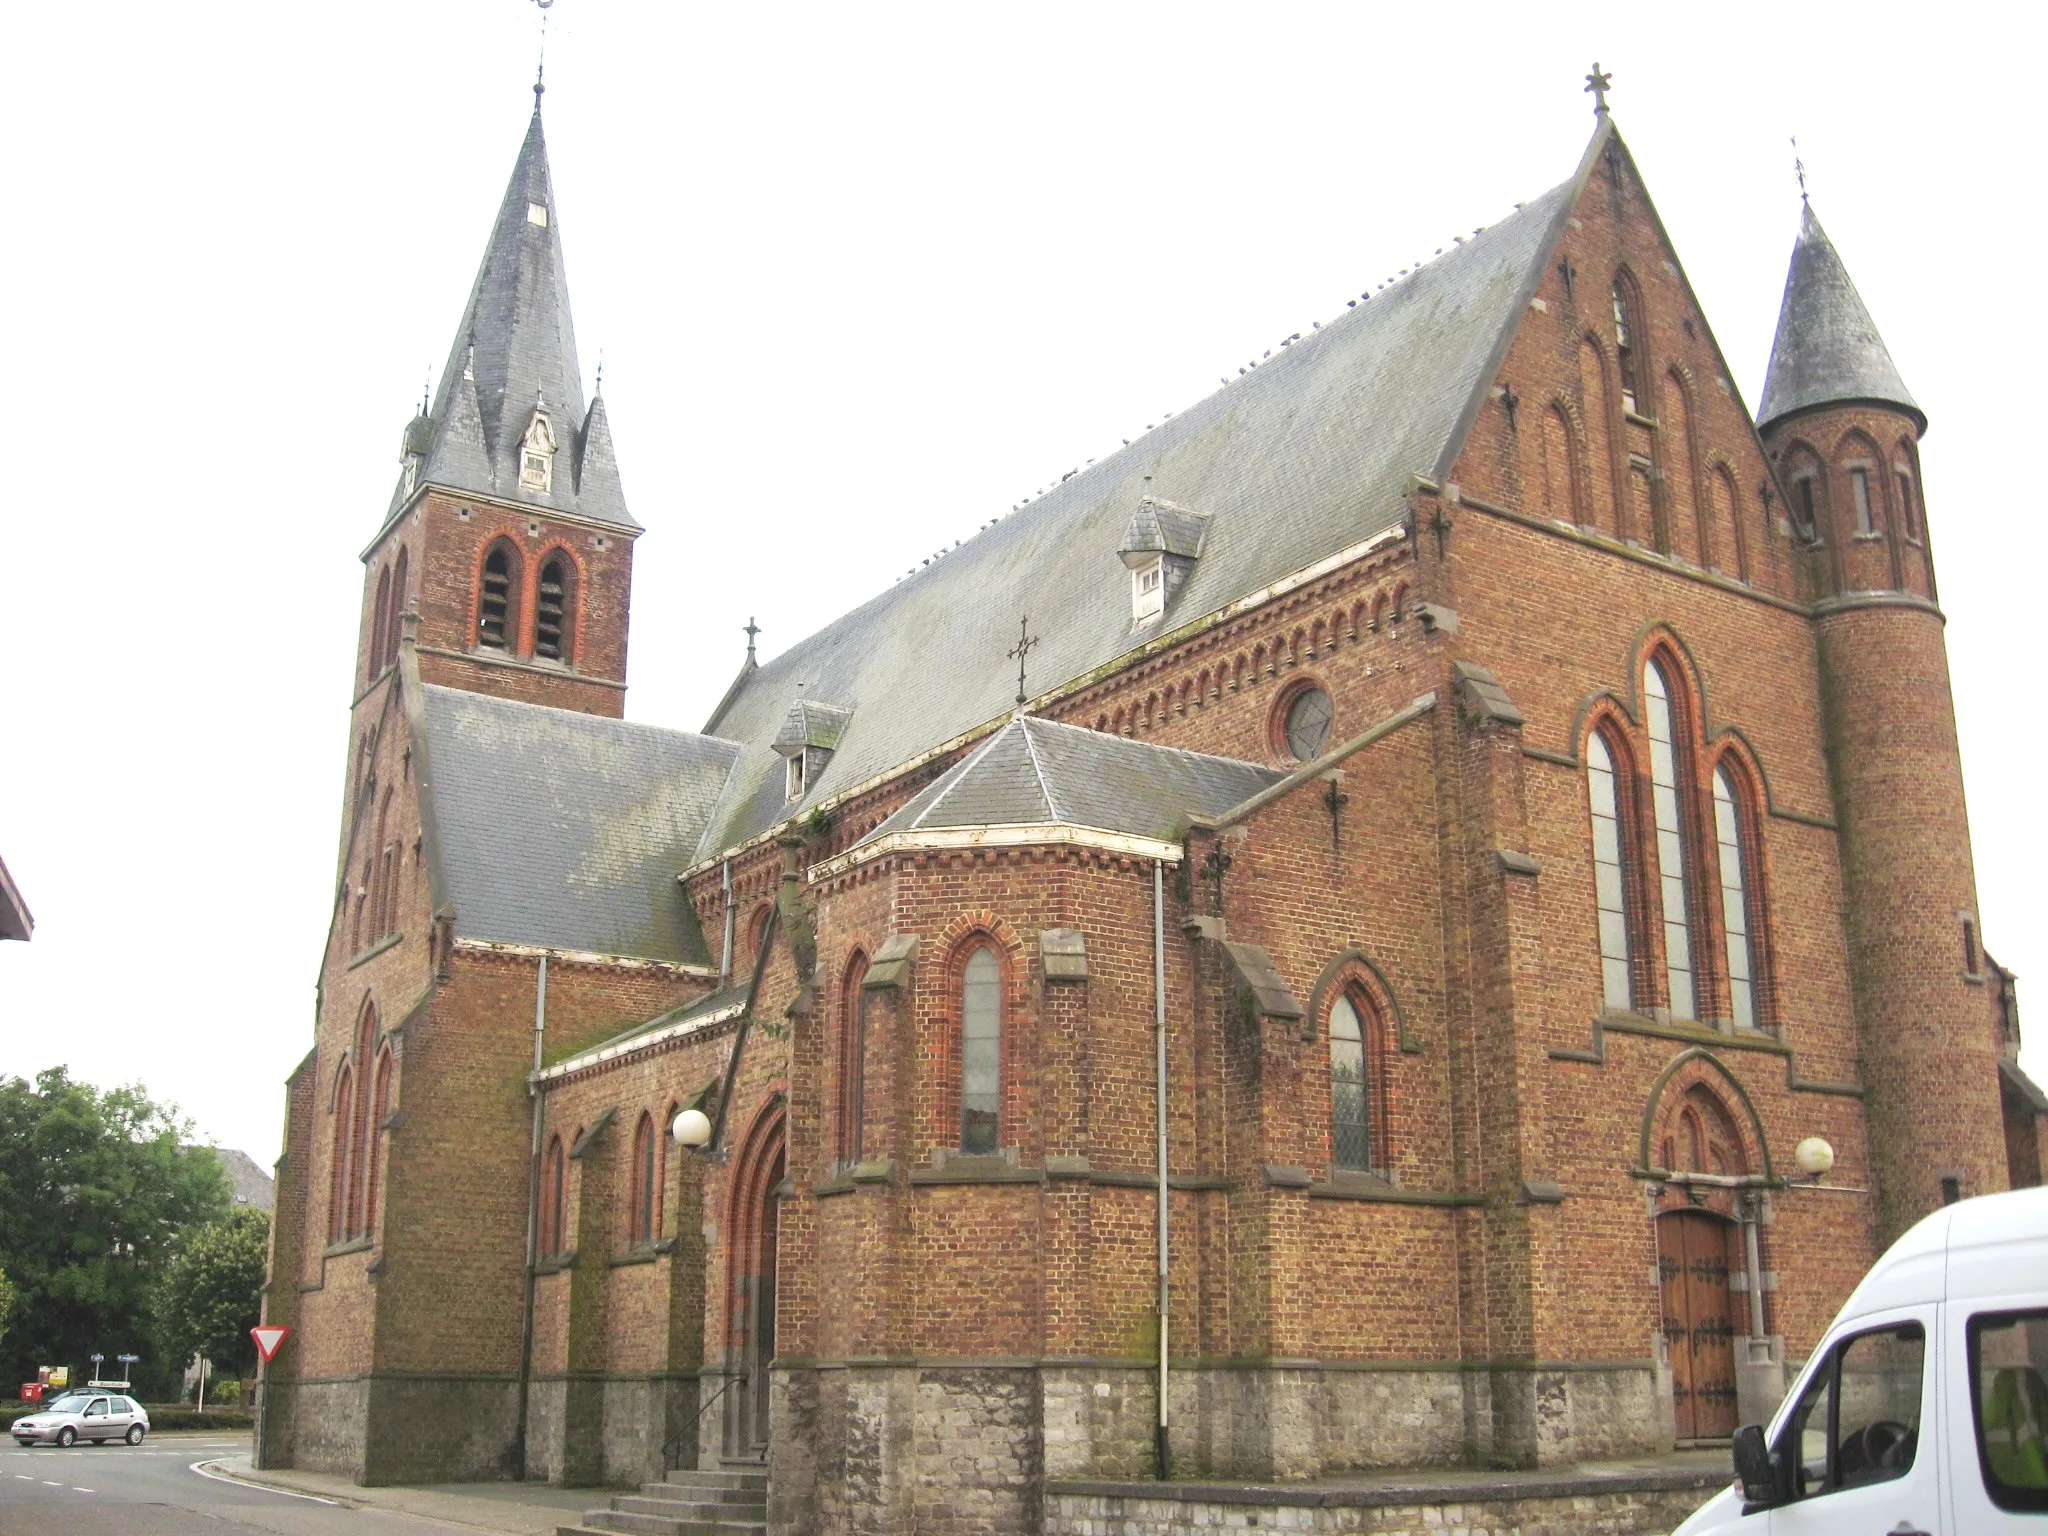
[1045,1470,1721,1535]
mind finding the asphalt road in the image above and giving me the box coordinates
[0,1434,485,1535]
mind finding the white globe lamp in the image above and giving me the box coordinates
[672,1107,713,1149]
[1794,1136,1834,1180]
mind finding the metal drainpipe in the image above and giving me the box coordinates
[720,859,736,988]
[1153,859,1171,1480]
[513,954,549,1477]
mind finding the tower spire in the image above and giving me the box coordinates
[1757,203,1922,434]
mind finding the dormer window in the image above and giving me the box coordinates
[520,410,557,494]
[786,752,806,803]
[1131,557,1165,623]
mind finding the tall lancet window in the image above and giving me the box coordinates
[478,541,520,651]
[1644,661,1697,1020]
[1714,765,1757,1029]
[1328,993,1375,1173]
[1612,278,1640,414]
[535,554,574,663]
[1586,732,1634,1012]
[520,409,556,494]
[960,946,1001,1154]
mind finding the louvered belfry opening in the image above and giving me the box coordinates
[535,554,573,662]
[478,541,518,650]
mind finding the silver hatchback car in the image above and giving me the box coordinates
[11,1391,150,1447]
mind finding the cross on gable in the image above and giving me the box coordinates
[1008,617,1039,708]
[1585,63,1613,115]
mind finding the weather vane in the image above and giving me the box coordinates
[1008,617,1039,708]
[1791,137,1808,202]
[1585,62,1613,116]
[532,0,553,102]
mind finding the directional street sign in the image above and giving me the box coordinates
[250,1325,291,1365]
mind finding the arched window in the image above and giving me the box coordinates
[1586,731,1635,1012]
[960,946,1001,1154]
[1644,660,1697,1021]
[346,1002,378,1236]
[541,1134,566,1255]
[1713,764,1758,1030]
[371,789,395,943]
[746,903,774,974]
[385,547,409,666]
[363,1047,392,1238]
[1612,277,1641,413]
[369,564,392,681]
[1895,460,1920,540]
[329,1065,353,1243]
[629,1112,657,1246]
[838,953,870,1164]
[1328,992,1378,1173]
[535,552,575,663]
[477,540,521,651]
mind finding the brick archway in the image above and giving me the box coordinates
[724,1098,785,1458]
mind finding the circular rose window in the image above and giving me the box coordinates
[1283,687,1333,761]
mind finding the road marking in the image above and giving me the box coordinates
[41,1480,61,1486]
[71,1487,93,1493]
[189,1460,343,1505]
[13,1474,30,1480]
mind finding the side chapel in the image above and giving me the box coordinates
[258,72,2048,1534]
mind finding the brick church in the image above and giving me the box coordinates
[257,72,2046,1533]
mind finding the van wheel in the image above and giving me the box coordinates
[55,1428,75,1447]
[125,1425,144,1445]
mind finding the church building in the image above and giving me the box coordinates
[257,72,2047,1534]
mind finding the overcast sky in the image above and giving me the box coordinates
[2,2,2041,1161]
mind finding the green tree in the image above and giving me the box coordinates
[0,1068,231,1393]
[152,1206,269,1382]
[0,1266,16,1353]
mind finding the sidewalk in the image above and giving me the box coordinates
[201,1453,599,1535]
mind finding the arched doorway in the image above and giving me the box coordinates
[724,1104,785,1459]
[1653,1085,1748,1440]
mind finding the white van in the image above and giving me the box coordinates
[1676,1184,2048,1534]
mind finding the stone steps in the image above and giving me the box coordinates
[559,1465,767,1536]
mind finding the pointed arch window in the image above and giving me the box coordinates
[1328,992,1380,1173]
[1645,661,1697,1021]
[345,1002,378,1237]
[837,953,870,1165]
[363,1047,393,1238]
[960,946,1001,1154]
[520,410,556,494]
[477,540,521,651]
[1586,731,1635,1012]
[1612,278,1641,413]
[534,553,575,663]
[329,1065,354,1243]
[541,1135,566,1255]
[1713,765,1758,1029]
[385,547,409,667]
[1850,467,1876,535]
[629,1111,658,1246]
[1895,464,1920,541]
[370,565,392,681]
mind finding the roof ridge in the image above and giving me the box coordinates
[1019,717,1068,825]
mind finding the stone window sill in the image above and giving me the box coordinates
[1852,531,1884,542]
[1306,1170,1482,1207]
[817,1158,898,1197]
[607,1238,675,1268]
[323,1235,375,1259]
[534,1249,578,1275]
[347,932,404,969]
[909,1155,1046,1186]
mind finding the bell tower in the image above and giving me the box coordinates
[1758,202,2008,1241]
[356,84,640,721]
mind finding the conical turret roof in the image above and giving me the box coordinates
[1757,202,1922,434]
[385,95,637,531]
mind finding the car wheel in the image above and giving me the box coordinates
[55,1427,74,1447]
[125,1425,144,1445]
[12,1440,29,1448]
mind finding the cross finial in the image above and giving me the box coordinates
[743,616,760,660]
[1008,616,1039,709]
[1791,137,1808,202]
[532,0,552,104]
[1585,62,1613,115]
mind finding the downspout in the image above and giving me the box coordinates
[720,858,736,988]
[513,953,549,1478]
[1153,859,1171,1480]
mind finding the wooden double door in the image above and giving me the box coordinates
[1658,1208,1739,1440]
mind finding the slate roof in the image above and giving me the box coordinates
[1757,202,1922,434]
[863,716,1283,847]
[698,140,1593,858]
[390,100,637,531]
[419,685,739,964]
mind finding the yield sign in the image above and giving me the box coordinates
[250,1326,291,1365]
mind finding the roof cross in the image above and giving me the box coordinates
[1585,62,1613,116]
[1792,137,1809,202]
[1008,616,1039,709]
[532,0,553,104]
[744,616,760,660]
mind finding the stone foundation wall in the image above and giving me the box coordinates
[1045,1482,1716,1535]
[361,1376,521,1484]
